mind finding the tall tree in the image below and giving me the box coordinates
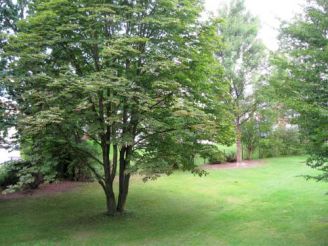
[3,0,233,215]
[1,1,101,181]
[0,0,31,146]
[217,0,266,163]
[272,0,328,182]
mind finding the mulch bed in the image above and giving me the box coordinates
[0,181,85,201]
[202,160,264,170]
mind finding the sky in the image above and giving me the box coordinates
[204,0,305,50]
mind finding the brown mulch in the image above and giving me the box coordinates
[0,181,85,201]
[202,160,264,170]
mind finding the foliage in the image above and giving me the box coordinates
[199,144,236,164]
[200,145,226,164]
[217,0,266,162]
[259,127,305,158]
[0,1,31,146]
[241,118,260,160]
[272,0,328,181]
[0,159,44,193]
[241,114,306,160]
[240,104,295,160]
[3,0,234,214]
[21,136,97,182]
[0,0,30,73]
[224,151,237,163]
[0,1,96,182]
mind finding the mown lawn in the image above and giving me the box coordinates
[0,156,327,245]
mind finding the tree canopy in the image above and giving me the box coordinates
[2,0,234,215]
[1,0,31,147]
[1,0,326,218]
[271,0,328,181]
[217,0,266,163]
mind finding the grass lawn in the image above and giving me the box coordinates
[0,156,327,245]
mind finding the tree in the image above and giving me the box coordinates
[241,118,259,160]
[4,0,233,215]
[272,0,328,181]
[0,0,31,146]
[217,0,266,163]
[0,0,90,181]
[240,107,275,160]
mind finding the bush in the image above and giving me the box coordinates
[208,151,226,164]
[0,160,43,193]
[0,166,7,190]
[259,128,305,158]
[198,144,238,164]
[21,139,97,182]
[199,145,226,164]
[225,151,237,163]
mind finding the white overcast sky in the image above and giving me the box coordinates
[204,0,305,50]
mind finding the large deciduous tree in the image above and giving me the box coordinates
[0,0,88,182]
[217,0,266,163]
[0,0,31,147]
[3,0,233,215]
[272,0,328,182]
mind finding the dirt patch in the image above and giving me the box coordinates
[203,160,264,170]
[0,181,85,201]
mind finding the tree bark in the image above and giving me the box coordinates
[117,172,130,213]
[117,145,132,213]
[236,122,242,164]
[104,185,117,216]
[247,148,253,160]
[102,138,117,216]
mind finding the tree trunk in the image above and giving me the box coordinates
[117,145,132,213]
[104,186,117,216]
[102,140,117,216]
[247,148,253,160]
[117,173,130,213]
[236,122,242,164]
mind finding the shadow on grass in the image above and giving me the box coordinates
[0,182,224,245]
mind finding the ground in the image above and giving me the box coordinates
[203,159,263,169]
[0,181,82,201]
[0,156,327,245]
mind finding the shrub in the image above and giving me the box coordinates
[241,119,260,160]
[0,160,43,193]
[225,151,237,163]
[21,139,97,182]
[208,151,226,164]
[199,145,226,164]
[259,128,305,158]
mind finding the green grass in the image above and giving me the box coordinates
[0,156,327,245]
